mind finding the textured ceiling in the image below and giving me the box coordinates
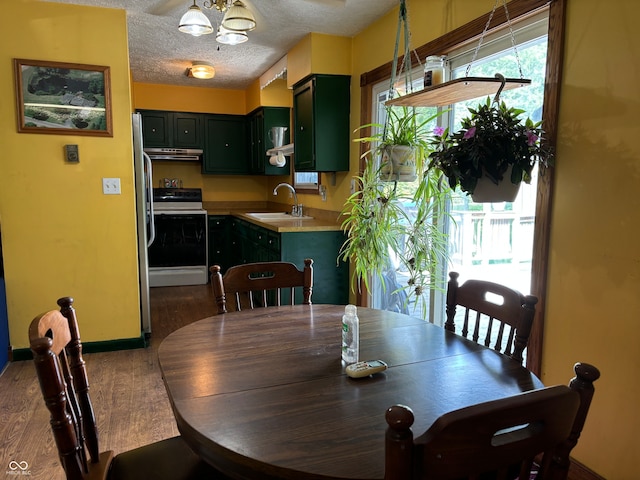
[43,0,399,89]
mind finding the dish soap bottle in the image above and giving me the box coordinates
[341,304,359,364]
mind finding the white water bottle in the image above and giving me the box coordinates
[341,304,359,364]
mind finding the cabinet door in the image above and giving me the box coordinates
[293,79,315,171]
[203,115,249,174]
[140,110,171,147]
[293,75,350,172]
[208,216,229,272]
[249,109,265,174]
[174,113,203,148]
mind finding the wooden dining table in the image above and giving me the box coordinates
[157,304,543,480]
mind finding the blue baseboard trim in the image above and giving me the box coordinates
[10,334,148,361]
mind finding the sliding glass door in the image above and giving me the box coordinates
[370,12,549,327]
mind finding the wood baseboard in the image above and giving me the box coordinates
[10,335,147,361]
[569,458,606,480]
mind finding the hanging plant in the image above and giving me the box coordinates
[428,97,553,199]
[353,106,440,182]
[339,150,451,317]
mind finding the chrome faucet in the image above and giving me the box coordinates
[273,182,302,217]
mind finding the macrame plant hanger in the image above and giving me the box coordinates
[381,0,421,185]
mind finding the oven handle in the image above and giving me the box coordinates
[144,151,156,247]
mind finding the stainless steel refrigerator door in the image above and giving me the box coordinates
[133,113,153,334]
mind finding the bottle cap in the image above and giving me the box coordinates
[345,304,357,315]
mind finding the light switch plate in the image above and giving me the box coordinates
[102,178,121,195]
[65,144,79,163]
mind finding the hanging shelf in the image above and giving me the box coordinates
[385,76,531,108]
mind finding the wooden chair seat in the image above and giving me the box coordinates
[210,259,313,313]
[29,297,229,480]
[444,271,538,364]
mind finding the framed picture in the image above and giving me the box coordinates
[14,59,113,137]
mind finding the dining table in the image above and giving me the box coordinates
[157,304,543,480]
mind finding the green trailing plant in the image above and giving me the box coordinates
[428,97,553,196]
[353,106,438,175]
[340,132,451,318]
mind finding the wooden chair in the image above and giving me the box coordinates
[29,297,229,480]
[210,258,313,314]
[444,271,538,363]
[385,362,601,480]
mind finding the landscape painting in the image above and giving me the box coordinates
[14,59,112,136]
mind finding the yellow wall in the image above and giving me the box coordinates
[541,1,640,477]
[134,82,246,114]
[1,0,140,346]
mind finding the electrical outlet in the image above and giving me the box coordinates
[102,178,121,195]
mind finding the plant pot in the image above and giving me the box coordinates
[470,165,521,203]
[380,145,417,182]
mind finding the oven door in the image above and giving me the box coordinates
[148,210,208,287]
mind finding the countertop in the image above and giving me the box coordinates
[203,202,343,233]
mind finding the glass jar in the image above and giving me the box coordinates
[424,55,445,87]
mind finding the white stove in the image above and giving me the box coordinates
[148,188,208,287]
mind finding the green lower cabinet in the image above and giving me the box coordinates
[279,231,349,305]
[230,219,348,305]
[208,216,230,273]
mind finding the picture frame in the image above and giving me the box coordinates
[14,59,113,137]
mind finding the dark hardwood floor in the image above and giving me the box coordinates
[0,284,216,480]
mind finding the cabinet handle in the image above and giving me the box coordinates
[225,143,230,147]
[300,126,304,131]
[152,128,156,132]
[184,130,189,134]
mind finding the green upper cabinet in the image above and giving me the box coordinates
[138,110,204,149]
[173,113,203,148]
[249,107,291,176]
[293,74,350,172]
[202,114,250,175]
[139,110,171,147]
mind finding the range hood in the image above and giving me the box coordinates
[144,147,203,161]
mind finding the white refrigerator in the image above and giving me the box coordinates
[132,113,155,334]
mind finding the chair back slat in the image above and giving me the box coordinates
[444,271,537,364]
[211,259,313,314]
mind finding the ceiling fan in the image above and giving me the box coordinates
[148,0,257,17]
[148,0,346,16]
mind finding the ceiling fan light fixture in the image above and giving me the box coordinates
[179,3,214,36]
[216,25,248,45]
[221,0,256,32]
[189,61,215,79]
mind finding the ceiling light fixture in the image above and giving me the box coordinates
[188,61,216,79]
[216,25,248,45]
[221,0,256,32]
[179,0,214,36]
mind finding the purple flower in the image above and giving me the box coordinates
[526,130,539,146]
[463,126,476,139]
[433,126,445,137]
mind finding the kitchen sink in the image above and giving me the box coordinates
[245,212,313,220]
